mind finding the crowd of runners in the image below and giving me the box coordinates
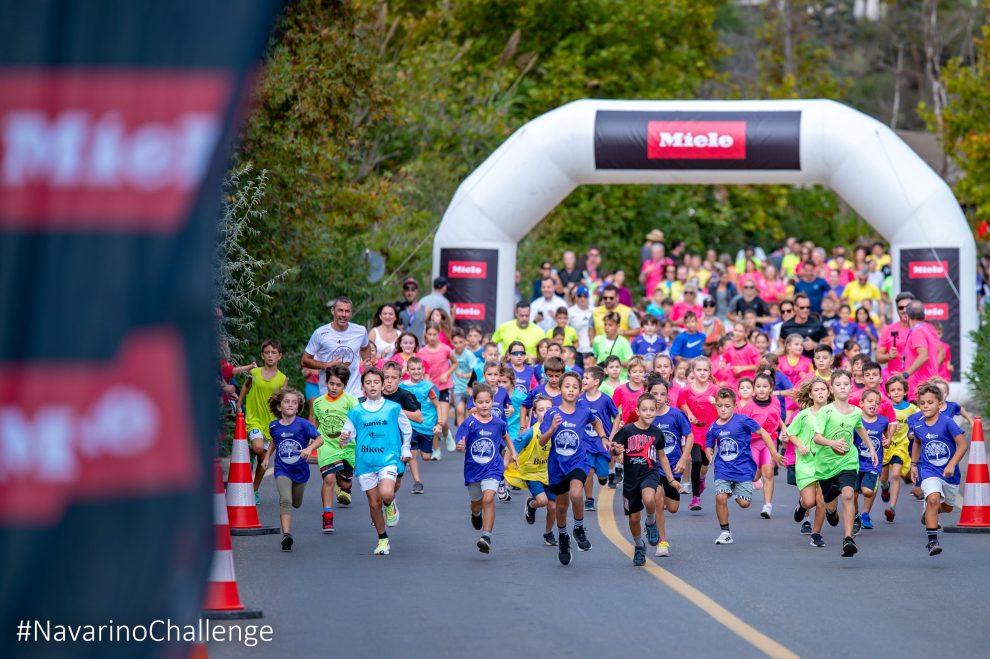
[221,231,973,565]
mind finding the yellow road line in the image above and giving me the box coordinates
[597,488,799,659]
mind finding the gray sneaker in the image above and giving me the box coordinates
[411,481,424,495]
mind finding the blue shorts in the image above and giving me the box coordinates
[411,432,433,454]
[586,452,611,477]
[526,480,556,501]
[304,382,320,401]
[856,470,879,493]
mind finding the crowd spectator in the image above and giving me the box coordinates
[779,292,827,359]
[420,276,451,322]
[793,261,831,313]
[492,301,545,358]
[395,277,426,342]
[529,277,567,331]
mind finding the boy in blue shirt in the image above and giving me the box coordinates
[399,356,441,494]
[853,389,889,532]
[669,312,706,361]
[705,387,782,545]
[631,314,667,361]
[578,365,619,511]
[909,382,968,556]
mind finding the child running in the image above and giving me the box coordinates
[418,322,457,456]
[646,376,692,557]
[908,382,969,556]
[812,369,877,557]
[262,388,321,551]
[705,388,783,544]
[340,368,412,556]
[853,389,889,533]
[678,357,719,511]
[311,365,359,533]
[612,393,683,566]
[540,372,608,565]
[238,340,287,504]
[399,356,442,492]
[787,377,830,546]
[456,383,518,554]
[579,366,620,511]
[741,372,789,518]
[880,374,916,522]
[507,396,559,546]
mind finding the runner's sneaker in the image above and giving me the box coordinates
[336,487,351,506]
[254,490,261,506]
[471,512,483,530]
[681,480,692,495]
[584,498,595,511]
[655,541,670,557]
[927,538,942,556]
[793,506,805,523]
[477,535,492,554]
[374,537,390,555]
[558,532,572,565]
[884,507,895,523]
[852,515,862,536]
[543,532,557,546]
[689,496,702,511]
[411,481,424,495]
[842,536,858,557]
[761,503,772,519]
[633,545,646,566]
[880,483,890,503]
[800,521,812,535]
[430,451,440,461]
[281,533,293,551]
[860,512,874,529]
[825,508,840,527]
[614,467,624,485]
[607,473,616,489]
[322,511,334,534]
[574,526,592,551]
[645,523,659,546]
[445,430,456,453]
[497,480,510,502]
[523,497,536,525]
[715,530,733,545]
[384,501,399,527]
[809,533,825,548]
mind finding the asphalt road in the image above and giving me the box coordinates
[212,452,990,658]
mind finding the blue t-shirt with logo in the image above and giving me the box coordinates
[578,392,618,454]
[522,383,563,412]
[399,380,438,436]
[653,406,692,473]
[704,413,761,482]
[857,416,888,473]
[908,412,964,484]
[268,417,320,483]
[456,415,508,485]
[511,364,538,395]
[467,386,512,421]
[943,401,962,419]
[670,331,706,360]
[540,405,595,484]
[631,333,667,360]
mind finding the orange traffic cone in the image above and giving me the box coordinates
[227,412,277,536]
[946,416,990,533]
[204,458,262,619]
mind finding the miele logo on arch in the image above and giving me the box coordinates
[448,261,487,279]
[647,121,746,160]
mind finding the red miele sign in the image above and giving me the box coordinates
[448,260,487,279]
[924,303,949,321]
[647,121,746,160]
[452,303,486,321]
[0,70,230,231]
[0,330,198,524]
[908,261,949,279]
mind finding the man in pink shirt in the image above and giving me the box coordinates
[877,292,914,375]
[903,300,940,400]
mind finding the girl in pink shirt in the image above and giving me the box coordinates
[611,357,647,426]
[394,332,419,379]
[724,323,760,386]
[741,372,788,519]
[654,355,681,405]
[418,322,457,446]
[677,357,719,511]
[778,333,814,387]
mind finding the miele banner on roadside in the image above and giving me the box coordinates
[899,248,961,376]
[0,2,281,656]
[594,110,802,170]
[441,248,500,334]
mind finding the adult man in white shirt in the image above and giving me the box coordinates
[301,296,370,397]
[529,277,567,332]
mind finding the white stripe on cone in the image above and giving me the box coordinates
[968,442,987,465]
[963,483,990,507]
[208,549,237,583]
[214,492,230,526]
[231,437,251,461]
[227,481,256,507]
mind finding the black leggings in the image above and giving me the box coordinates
[691,444,710,495]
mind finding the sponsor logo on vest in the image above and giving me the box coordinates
[908,261,949,279]
[647,121,747,160]
[923,303,948,321]
[452,303,486,321]
[0,70,229,231]
[448,260,487,279]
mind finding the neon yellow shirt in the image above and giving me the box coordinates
[244,367,286,440]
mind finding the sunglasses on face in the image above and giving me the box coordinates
[703,302,715,308]
[509,351,526,357]
[685,291,696,296]
[796,305,810,310]
[897,305,908,312]
[404,285,417,291]
[743,285,756,289]
[781,308,794,314]
[576,293,588,298]
[602,296,616,301]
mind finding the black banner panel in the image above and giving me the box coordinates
[0,1,280,656]
[594,110,802,170]
[441,248,500,335]
[899,248,961,377]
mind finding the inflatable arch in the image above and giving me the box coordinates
[432,99,974,387]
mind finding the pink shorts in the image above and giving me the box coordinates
[750,439,773,469]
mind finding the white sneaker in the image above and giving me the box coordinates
[761,503,772,519]
[715,530,733,545]
[681,480,692,495]
[430,451,441,461]
[655,541,670,557]
[445,430,456,452]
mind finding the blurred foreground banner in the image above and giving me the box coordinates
[0,1,282,656]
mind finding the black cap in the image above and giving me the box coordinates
[433,276,449,289]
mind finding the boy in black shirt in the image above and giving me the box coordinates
[611,393,683,566]
[381,361,424,504]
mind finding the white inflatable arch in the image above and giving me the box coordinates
[432,99,974,386]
